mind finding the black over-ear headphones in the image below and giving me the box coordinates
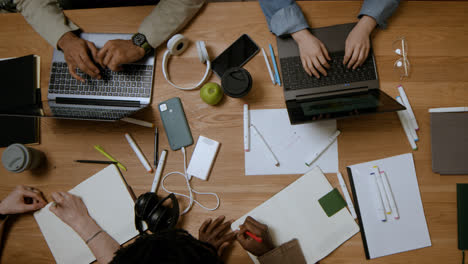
[134,192,180,233]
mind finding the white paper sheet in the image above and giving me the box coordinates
[348,153,431,259]
[245,109,338,175]
[232,167,359,264]
[34,165,139,264]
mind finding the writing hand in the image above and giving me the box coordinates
[236,216,275,257]
[57,32,101,82]
[291,29,331,78]
[96,39,145,72]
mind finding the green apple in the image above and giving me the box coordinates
[200,82,224,105]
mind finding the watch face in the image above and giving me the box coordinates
[132,33,146,46]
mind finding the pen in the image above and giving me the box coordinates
[305,130,341,167]
[151,150,167,193]
[75,160,117,164]
[94,145,127,171]
[154,127,159,166]
[121,117,154,128]
[396,97,418,150]
[398,85,419,131]
[125,133,153,173]
[245,231,263,243]
[379,170,400,220]
[251,124,280,167]
[261,48,275,85]
[269,44,281,86]
[336,172,357,219]
[244,104,250,152]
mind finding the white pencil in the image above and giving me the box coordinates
[121,117,154,128]
[244,104,250,152]
[305,130,341,167]
[151,150,167,193]
[125,133,153,173]
[398,85,419,131]
[337,172,357,219]
[379,170,400,220]
[396,97,418,150]
[261,48,275,85]
[251,124,280,167]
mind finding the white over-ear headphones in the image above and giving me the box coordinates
[162,34,211,90]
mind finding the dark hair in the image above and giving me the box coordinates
[110,229,223,264]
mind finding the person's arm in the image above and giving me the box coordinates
[96,0,206,71]
[344,0,401,69]
[49,192,120,264]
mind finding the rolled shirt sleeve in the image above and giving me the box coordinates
[258,0,309,37]
[138,0,205,49]
[358,0,401,29]
[14,0,79,48]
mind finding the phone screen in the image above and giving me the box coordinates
[211,34,259,78]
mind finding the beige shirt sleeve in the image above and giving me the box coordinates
[258,239,307,264]
[138,0,206,49]
[14,0,79,48]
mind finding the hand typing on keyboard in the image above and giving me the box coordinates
[96,39,146,72]
[57,32,102,83]
[343,15,377,70]
[291,29,331,79]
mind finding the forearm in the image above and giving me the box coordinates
[138,0,205,49]
[359,0,401,29]
[14,0,79,48]
[258,0,309,37]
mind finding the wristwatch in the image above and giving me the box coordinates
[132,33,153,55]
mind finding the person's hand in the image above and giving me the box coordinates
[0,185,47,215]
[291,29,331,78]
[343,15,377,69]
[199,215,237,256]
[96,39,145,72]
[236,216,275,257]
[57,32,101,82]
[49,192,94,232]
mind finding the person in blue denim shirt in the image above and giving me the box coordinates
[259,0,400,78]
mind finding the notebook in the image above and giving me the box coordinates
[430,111,468,174]
[457,184,468,250]
[231,166,359,264]
[34,165,139,264]
[0,116,39,148]
[346,153,431,259]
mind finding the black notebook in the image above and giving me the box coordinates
[457,184,468,250]
[0,55,41,147]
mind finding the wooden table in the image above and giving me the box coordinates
[1,1,468,263]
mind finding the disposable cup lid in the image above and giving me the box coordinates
[1,144,30,172]
[221,67,252,98]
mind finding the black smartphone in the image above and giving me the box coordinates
[211,34,260,78]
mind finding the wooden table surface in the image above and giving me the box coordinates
[1,1,468,263]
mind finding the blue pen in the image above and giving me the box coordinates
[269,44,281,86]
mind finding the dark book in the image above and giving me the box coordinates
[0,116,39,148]
[457,184,468,250]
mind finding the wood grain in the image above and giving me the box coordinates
[1,1,468,263]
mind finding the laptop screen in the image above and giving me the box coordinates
[286,89,406,125]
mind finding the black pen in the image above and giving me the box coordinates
[154,127,159,166]
[75,160,118,164]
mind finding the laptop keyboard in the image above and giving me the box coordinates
[280,51,376,91]
[48,62,153,98]
[50,106,133,120]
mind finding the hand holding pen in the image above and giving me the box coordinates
[236,216,275,256]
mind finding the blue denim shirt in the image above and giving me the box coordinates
[259,0,401,36]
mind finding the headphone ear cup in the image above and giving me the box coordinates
[134,192,159,218]
[196,41,209,64]
[167,34,189,56]
[147,206,168,233]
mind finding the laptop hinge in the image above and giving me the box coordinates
[296,87,369,101]
[55,97,141,107]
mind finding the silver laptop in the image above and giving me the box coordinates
[278,23,404,125]
[44,32,155,121]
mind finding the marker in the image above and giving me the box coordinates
[396,97,418,150]
[372,166,391,215]
[261,48,275,85]
[151,150,167,193]
[251,124,280,167]
[244,104,250,152]
[371,170,387,222]
[305,130,341,167]
[125,133,153,173]
[94,145,127,171]
[121,117,154,128]
[245,231,263,243]
[379,170,400,220]
[429,107,468,113]
[398,85,419,131]
[396,96,418,141]
[269,44,281,86]
[336,172,357,219]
